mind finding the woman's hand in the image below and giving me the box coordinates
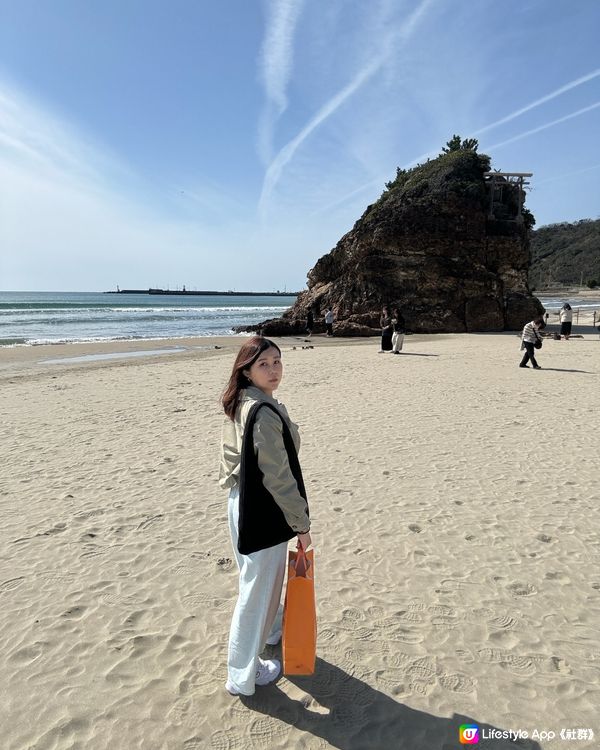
[297,531,312,550]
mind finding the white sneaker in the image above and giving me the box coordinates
[255,657,281,686]
[224,658,281,695]
[265,629,282,646]
[225,680,246,696]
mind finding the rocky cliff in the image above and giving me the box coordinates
[244,145,543,336]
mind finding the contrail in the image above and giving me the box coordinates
[259,55,385,219]
[259,0,436,218]
[257,0,305,163]
[473,68,600,137]
[535,163,600,187]
[316,69,600,216]
[483,101,600,152]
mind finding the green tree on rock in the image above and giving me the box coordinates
[441,135,479,154]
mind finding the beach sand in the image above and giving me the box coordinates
[1,325,599,749]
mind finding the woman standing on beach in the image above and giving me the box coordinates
[559,303,573,340]
[219,336,311,696]
[379,306,393,352]
[391,308,405,354]
[519,316,545,369]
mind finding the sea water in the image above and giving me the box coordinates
[2,291,598,347]
[0,291,297,346]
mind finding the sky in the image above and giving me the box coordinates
[1,0,599,292]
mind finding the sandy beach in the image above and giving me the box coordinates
[1,323,599,749]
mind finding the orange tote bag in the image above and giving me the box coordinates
[282,545,316,675]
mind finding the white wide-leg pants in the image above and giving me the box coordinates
[392,332,405,352]
[227,486,287,695]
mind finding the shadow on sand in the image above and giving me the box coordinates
[240,658,542,749]
[392,352,439,357]
[531,367,594,374]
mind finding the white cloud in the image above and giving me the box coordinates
[0,81,249,290]
[257,0,306,163]
[258,0,437,220]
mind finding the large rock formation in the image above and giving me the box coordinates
[243,145,543,336]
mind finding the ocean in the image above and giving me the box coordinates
[0,291,297,346]
[1,291,598,348]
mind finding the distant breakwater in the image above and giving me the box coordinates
[106,288,299,297]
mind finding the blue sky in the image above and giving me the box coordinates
[1,0,599,292]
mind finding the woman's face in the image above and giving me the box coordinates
[244,346,283,396]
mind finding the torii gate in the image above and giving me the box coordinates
[484,171,532,221]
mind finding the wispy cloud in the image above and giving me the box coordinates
[0,86,106,184]
[257,0,305,164]
[472,68,600,138]
[0,80,247,290]
[535,163,600,187]
[316,68,600,218]
[483,101,600,152]
[258,0,437,220]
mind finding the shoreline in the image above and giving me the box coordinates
[1,317,598,383]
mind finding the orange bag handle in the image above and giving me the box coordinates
[294,542,311,578]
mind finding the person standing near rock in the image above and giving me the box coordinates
[324,308,334,336]
[391,308,405,354]
[306,309,314,337]
[559,303,573,340]
[379,306,393,352]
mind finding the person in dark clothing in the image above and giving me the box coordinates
[379,306,393,352]
[306,309,314,336]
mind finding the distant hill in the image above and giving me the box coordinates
[529,218,600,289]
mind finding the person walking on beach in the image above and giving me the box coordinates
[391,308,405,354]
[519,316,545,369]
[559,303,573,340]
[324,308,334,336]
[379,306,393,352]
[219,336,311,696]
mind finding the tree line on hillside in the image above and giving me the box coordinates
[529,218,600,289]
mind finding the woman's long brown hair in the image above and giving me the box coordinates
[221,336,282,420]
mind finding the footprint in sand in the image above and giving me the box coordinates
[408,524,422,533]
[0,577,26,593]
[506,581,537,597]
[439,672,476,693]
[137,514,164,530]
[249,716,291,746]
[208,730,245,750]
[488,614,517,630]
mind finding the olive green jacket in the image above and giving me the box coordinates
[219,386,310,533]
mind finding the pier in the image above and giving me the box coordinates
[104,288,299,297]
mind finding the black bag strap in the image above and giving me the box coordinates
[242,401,307,500]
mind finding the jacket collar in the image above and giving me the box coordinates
[243,385,282,408]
